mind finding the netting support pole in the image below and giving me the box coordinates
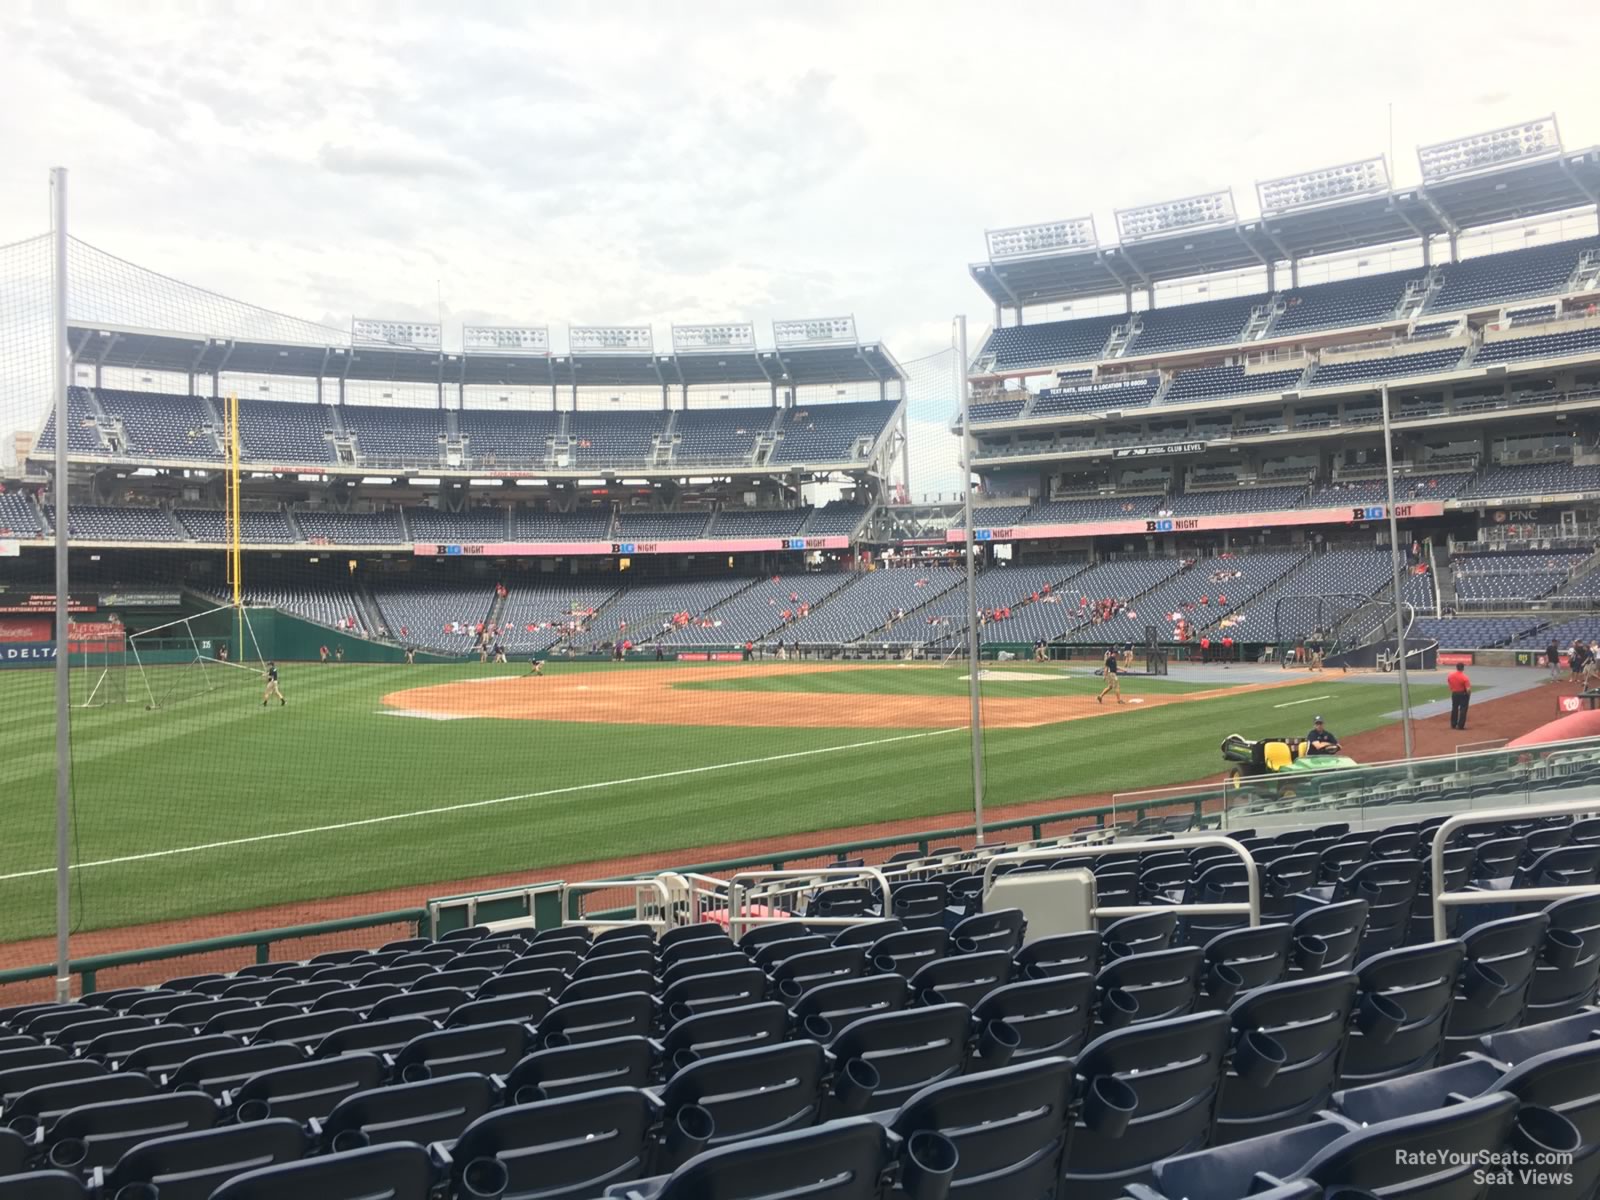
[50,167,71,1001]
[956,315,985,844]
[1380,384,1414,759]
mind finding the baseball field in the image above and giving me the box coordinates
[0,656,1453,950]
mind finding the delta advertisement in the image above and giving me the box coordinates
[0,643,56,668]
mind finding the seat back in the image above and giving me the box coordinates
[1101,910,1177,957]
[633,1117,899,1200]
[1201,924,1292,1003]
[1219,973,1359,1143]
[771,946,868,998]
[949,909,1026,956]
[539,992,655,1046]
[1290,899,1369,976]
[1528,894,1600,1021]
[1016,932,1101,979]
[830,1003,971,1108]
[973,974,1095,1061]
[450,1087,659,1200]
[1301,1090,1519,1195]
[1095,946,1203,1025]
[908,950,1012,1009]
[661,1001,789,1067]
[231,1054,386,1125]
[321,1073,496,1149]
[1444,912,1549,1059]
[867,929,949,980]
[890,1057,1074,1196]
[1341,940,1465,1086]
[661,1041,828,1146]
[504,1036,656,1104]
[790,976,909,1035]
[168,1043,304,1096]
[209,1143,434,1200]
[103,1119,307,1200]
[393,1021,531,1080]
[47,1092,218,1171]
[1066,1011,1233,1195]
[1337,859,1421,958]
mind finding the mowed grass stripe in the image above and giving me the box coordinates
[0,663,1441,940]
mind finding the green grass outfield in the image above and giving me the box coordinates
[0,660,1445,942]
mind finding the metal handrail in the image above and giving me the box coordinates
[980,835,1261,926]
[724,867,893,940]
[1431,798,1600,939]
[560,877,674,931]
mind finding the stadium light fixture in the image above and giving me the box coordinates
[672,322,757,353]
[463,325,549,354]
[773,316,858,347]
[352,317,442,350]
[569,325,654,354]
[1418,116,1562,182]
[1115,190,1236,241]
[985,217,1098,261]
[1257,157,1390,214]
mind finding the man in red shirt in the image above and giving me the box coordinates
[1447,664,1472,730]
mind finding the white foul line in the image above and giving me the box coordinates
[1273,693,1331,709]
[0,725,968,882]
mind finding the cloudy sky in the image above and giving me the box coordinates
[2,1,1596,491]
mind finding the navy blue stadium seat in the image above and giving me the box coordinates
[1200,924,1292,1005]
[167,1042,305,1096]
[908,950,1012,1008]
[0,1172,91,1200]
[602,1117,935,1200]
[1064,1011,1237,1199]
[973,973,1095,1062]
[1145,1090,1526,1200]
[392,1021,532,1080]
[1341,940,1464,1085]
[662,967,768,1020]
[441,1087,663,1200]
[540,992,657,1046]
[209,1143,434,1200]
[867,929,949,979]
[660,1041,834,1151]
[1443,912,1549,1060]
[447,990,555,1029]
[790,975,909,1035]
[1527,894,1600,1021]
[662,1001,791,1070]
[829,1003,975,1109]
[889,1056,1073,1199]
[44,1091,218,1171]
[1016,932,1101,978]
[1288,899,1368,976]
[1095,947,1203,1026]
[318,1072,496,1151]
[1217,972,1358,1143]
[313,1016,435,1060]
[101,1118,308,1200]
[504,1036,657,1104]
[7,1071,158,1133]
[227,1053,386,1124]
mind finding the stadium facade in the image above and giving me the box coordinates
[4,116,1600,661]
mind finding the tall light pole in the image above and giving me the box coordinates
[1380,384,1414,758]
[50,168,72,1000]
[956,316,985,843]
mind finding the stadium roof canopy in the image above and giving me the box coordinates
[971,146,1600,309]
[66,326,905,389]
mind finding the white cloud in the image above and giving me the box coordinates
[1,0,1595,489]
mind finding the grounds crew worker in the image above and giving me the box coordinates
[1305,716,1340,756]
[1448,663,1472,730]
